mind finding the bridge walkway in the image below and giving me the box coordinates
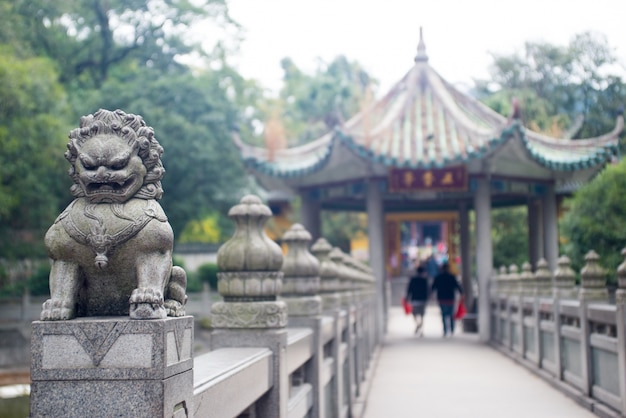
[362,305,596,418]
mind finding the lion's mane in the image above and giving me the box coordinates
[65,108,165,200]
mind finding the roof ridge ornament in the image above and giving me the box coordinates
[414,27,428,63]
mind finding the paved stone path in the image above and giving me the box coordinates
[362,305,596,418]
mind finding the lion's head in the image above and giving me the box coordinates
[66,109,165,203]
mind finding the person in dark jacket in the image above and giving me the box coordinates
[406,265,429,335]
[431,262,463,337]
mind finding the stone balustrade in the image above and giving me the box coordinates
[29,194,379,418]
[196,197,378,418]
[489,249,626,417]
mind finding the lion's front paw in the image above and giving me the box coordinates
[164,299,186,317]
[129,287,166,319]
[41,299,75,321]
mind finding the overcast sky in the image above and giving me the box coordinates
[221,0,626,95]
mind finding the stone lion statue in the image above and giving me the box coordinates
[41,109,187,320]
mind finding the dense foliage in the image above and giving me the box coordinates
[560,160,626,278]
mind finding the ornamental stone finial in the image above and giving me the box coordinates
[579,250,608,302]
[508,264,520,296]
[311,238,341,310]
[520,262,534,296]
[217,195,283,272]
[553,255,577,299]
[534,258,552,297]
[617,248,626,290]
[211,195,287,328]
[617,248,626,303]
[282,224,320,288]
[281,224,321,316]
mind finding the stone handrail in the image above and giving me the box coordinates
[489,250,626,417]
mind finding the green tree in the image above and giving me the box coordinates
[476,31,626,138]
[560,160,626,280]
[275,55,375,145]
[491,207,528,269]
[2,0,235,88]
[0,46,70,257]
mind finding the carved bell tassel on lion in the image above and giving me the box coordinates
[41,109,187,320]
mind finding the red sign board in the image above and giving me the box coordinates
[388,166,468,192]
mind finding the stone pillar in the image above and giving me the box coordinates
[459,203,473,310]
[520,262,534,297]
[281,223,325,418]
[31,316,194,418]
[615,249,626,415]
[542,184,559,273]
[474,177,493,342]
[366,180,385,341]
[210,195,288,418]
[311,238,341,312]
[527,198,543,268]
[311,237,344,417]
[553,256,577,300]
[330,246,357,403]
[300,191,322,242]
[281,223,322,318]
[534,258,552,298]
[578,250,608,396]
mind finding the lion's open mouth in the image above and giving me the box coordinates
[85,177,137,196]
[87,178,133,194]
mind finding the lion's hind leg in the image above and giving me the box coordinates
[164,266,187,317]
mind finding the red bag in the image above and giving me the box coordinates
[402,297,412,315]
[455,299,467,320]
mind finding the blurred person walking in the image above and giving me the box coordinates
[431,262,463,337]
[405,265,429,336]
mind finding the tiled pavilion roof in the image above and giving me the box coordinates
[235,33,623,181]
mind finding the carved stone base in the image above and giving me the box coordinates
[322,293,341,311]
[31,316,193,418]
[211,300,287,328]
[579,288,609,302]
[283,295,322,317]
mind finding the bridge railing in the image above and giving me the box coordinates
[489,250,626,417]
[30,195,379,418]
[192,196,378,418]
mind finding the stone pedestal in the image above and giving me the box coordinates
[31,316,194,418]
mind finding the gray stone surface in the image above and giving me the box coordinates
[31,369,193,418]
[211,329,288,418]
[31,316,194,417]
[211,300,287,328]
[31,316,193,381]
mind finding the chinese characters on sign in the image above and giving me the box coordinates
[388,166,468,192]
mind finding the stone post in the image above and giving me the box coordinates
[311,238,341,312]
[281,223,326,418]
[311,237,345,417]
[615,249,626,415]
[330,247,357,403]
[578,250,608,396]
[534,258,552,298]
[520,262,534,298]
[553,256,577,300]
[511,265,523,354]
[210,195,288,418]
[281,223,322,318]
[518,262,533,358]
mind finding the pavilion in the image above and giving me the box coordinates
[233,31,623,342]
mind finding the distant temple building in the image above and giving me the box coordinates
[234,30,623,340]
